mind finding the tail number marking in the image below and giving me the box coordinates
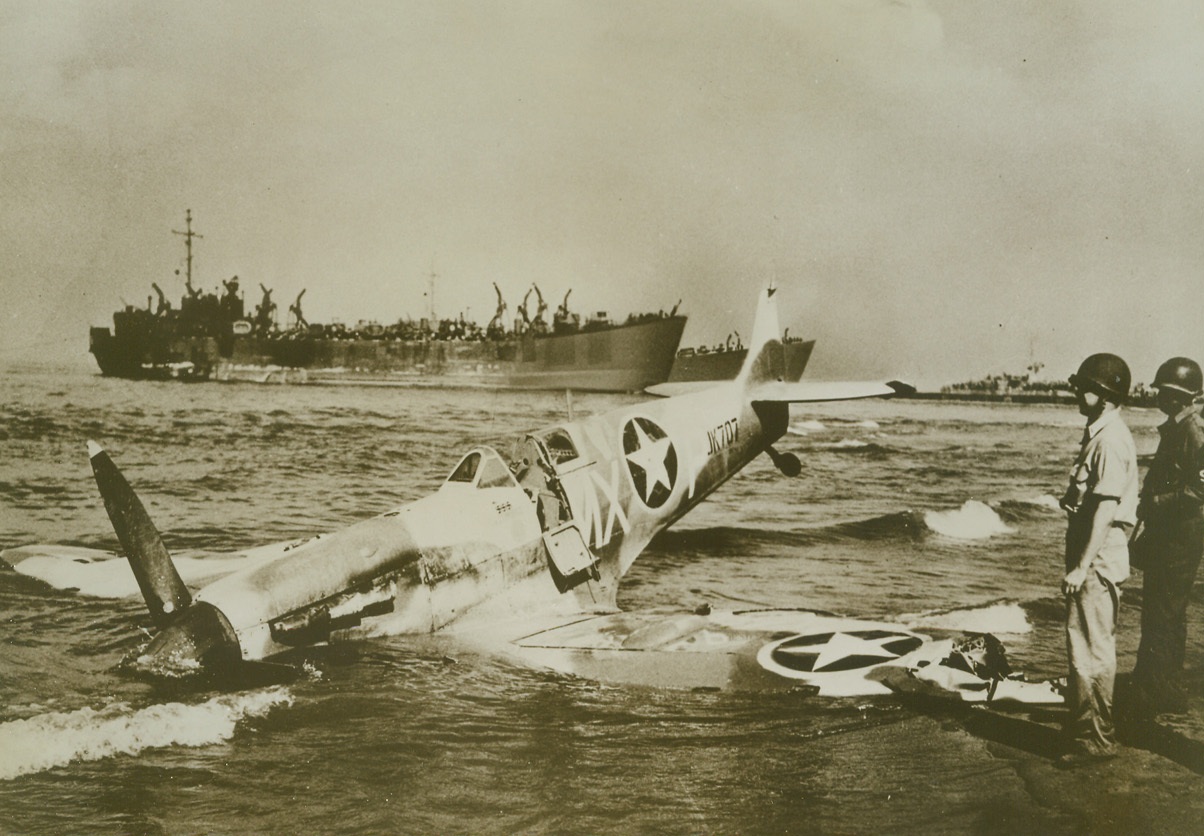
[706,418,739,456]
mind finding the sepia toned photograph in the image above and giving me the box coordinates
[2,2,1203,833]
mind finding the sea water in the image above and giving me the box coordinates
[0,365,1194,834]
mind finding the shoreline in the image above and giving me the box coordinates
[904,390,1160,408]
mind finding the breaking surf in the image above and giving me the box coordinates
[0,687,292,781]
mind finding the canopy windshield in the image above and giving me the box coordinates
[446,447,518,489]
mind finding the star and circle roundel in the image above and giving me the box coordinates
[622,416,678,509]
[757,630,924,680]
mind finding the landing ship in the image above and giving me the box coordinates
[89,211,687,391]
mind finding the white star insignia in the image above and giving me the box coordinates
[774,632,901,670]
[626,421,673,499]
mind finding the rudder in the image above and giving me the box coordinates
[736,286,789,386]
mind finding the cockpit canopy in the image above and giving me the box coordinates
[445,446,518,490]
[538,427,579,466]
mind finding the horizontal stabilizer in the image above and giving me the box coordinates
[88,441,192,627]
[750,380,914,404]
[645,380,731,398]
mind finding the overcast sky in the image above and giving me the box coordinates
[2,1,1201,387]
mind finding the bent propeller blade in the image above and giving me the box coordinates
[88,441,192,627]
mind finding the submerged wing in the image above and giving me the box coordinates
[1,544,287,599]
[492,608,944,695]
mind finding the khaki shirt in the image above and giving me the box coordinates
[1064,407,1139,582]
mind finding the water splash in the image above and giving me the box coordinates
[923,500,1014,540]
[901,600,1031,634]
[787,419,827,435]
[0,686,292,780]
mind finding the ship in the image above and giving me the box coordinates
[668,332,816,383]
[89,211,687,393]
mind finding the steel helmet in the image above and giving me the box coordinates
[1153,356,1203,397]
[1068,353,1131,403]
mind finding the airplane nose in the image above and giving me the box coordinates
[139,602,242,677]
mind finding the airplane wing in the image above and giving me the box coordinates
[1,541,302,599]
[461,607,940,694]
[750,380,915,403]
[448,606,1062,702]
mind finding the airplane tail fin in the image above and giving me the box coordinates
[88,441,192,628]
[736,285,794,387]
[647,286,912,402]
[736,287,914,404]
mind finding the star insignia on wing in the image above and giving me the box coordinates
[766,630,924,673]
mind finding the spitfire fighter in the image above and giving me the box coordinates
[8,288,1060,701]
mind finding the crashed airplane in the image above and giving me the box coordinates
[3,287,1062,702]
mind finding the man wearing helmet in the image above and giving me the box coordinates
[1131,356,1204,716]
[1059,353,1139,765]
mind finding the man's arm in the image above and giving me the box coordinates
[1063,496,1119,596]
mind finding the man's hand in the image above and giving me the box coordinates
[1063,566,1089,596]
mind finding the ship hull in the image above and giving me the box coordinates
[667,339,815,383]
[91,316,687,393]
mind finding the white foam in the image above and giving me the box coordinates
[902,601,1031,634]
[856,420,880,430]
[923,500,1014,540]
[828,439,869,449]
[789,420,826,434]
[0,687,292,780]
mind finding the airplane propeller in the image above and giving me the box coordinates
[89,441,294,686]
[88,440,191,627]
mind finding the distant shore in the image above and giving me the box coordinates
[904,389,1158,408]
[904,390,1075,405]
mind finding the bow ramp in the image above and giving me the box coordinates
[648,286,915,402]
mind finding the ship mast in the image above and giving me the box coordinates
[172,209,203,289]
[427,263,437,322]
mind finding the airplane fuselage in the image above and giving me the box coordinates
[193,380,788,662]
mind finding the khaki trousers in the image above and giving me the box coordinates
[1065,569,1120,755]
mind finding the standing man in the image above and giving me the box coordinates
[1059,353,1139,765]
[1132,357,1204,715]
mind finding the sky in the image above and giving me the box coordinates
[1,0,1202,389]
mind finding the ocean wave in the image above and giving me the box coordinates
[994,495,1062,522]
[923,500,1014,540]
[652,513,929,552]
[815,439,893,455]
[651,526,818,553]
[1025,494,1062,511]
[821,512,923,542]
[0,686,293,781]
